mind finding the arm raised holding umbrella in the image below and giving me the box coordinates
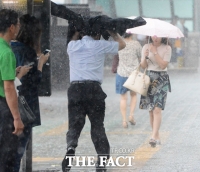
[139,36,172,148]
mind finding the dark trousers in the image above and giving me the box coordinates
[0,97,18,172]
[13,126,32,172]
[66,82,110,158]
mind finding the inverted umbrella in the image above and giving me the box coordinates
[126,16,184,38]
[88,15,146,40]
[51,1,84,31]
[51,2,146,42]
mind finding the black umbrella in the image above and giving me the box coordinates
[51,1,84,31]
[88,15,146,40]
[51,1,146,41]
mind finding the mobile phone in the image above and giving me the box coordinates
[43,49,51,55]
[27,62,34,67]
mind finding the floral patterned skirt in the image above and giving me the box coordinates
[139,70,171,111]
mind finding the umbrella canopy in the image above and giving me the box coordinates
[88,15,146,40]
[51,2,147,42]
[51,1,84,31]
[126,16,184,38]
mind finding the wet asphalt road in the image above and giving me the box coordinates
[30,69,200,172]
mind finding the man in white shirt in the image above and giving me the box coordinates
[62,23,126,172]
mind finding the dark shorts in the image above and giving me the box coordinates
[116,73,130,94]
[0,97,18,171]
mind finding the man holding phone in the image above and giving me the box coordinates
[0,9,24,171]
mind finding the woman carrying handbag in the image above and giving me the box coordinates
[116,33,142,128]
[11,14,49,172]
[140,36,171,147]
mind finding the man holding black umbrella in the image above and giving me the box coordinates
[62,19,126,172]
[51,1,146,42]
[50,2,146,171]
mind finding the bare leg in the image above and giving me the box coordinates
[149,111,154,130]
[129,91,137,124]
[120,93,128,128]
[151,107,162,140]
[129,91,137,118]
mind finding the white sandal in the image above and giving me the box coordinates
[129,116,136,125]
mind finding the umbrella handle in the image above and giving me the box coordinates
[145,56,154,66]
[148,36,150,44]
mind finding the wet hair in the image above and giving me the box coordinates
[16,14,42,53]
[0,9,18,33]
[123,33,133,38]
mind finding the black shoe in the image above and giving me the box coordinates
[62,147,75,172]
[96,163,107,172]
[96,157,107,172]
[96,168,107,172]
[96,169,107,172]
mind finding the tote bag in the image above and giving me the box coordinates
[123,65,150,96]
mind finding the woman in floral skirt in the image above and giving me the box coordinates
[140,36,171,147]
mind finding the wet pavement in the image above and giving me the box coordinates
[31,69,200,172]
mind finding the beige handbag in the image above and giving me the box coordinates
[123,65,150,96]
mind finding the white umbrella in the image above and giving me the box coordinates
[126,16,184,38]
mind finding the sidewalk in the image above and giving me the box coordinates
[32,70,200,172]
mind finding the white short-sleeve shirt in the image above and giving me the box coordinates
[141,43,172,71]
